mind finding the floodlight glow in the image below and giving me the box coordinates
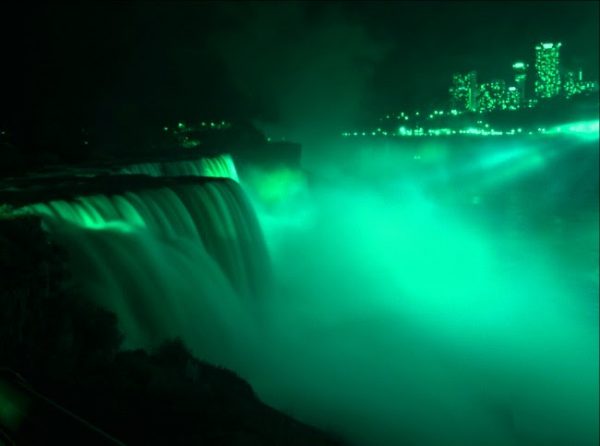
[547,120,599,138]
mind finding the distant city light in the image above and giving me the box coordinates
[341,121,598,139]
[535,42,561,99]
[449,71,478,112]
[547,120,599,138]
[340,41,596,141]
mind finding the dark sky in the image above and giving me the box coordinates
[1,1,598,145]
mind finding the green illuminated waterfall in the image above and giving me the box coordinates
[7,135,597,446]
[20,177,268,362]
[117,154,240,181]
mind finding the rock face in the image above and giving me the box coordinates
[0,216,342,445]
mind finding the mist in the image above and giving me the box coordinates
[238,135,599,446]
[19,132,598,445]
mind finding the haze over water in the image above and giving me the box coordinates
[24,132,598,445]
[242,133,599,446]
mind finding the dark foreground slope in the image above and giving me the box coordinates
[0,216,342,446]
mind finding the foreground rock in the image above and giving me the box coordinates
[0,216,342,445]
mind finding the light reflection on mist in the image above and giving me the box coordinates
[242,135,599,446]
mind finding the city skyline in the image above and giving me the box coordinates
[1,2,597,148]
[447,40,598,115]
[341,42,599,139]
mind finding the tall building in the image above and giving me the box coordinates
[563,70,582,98]
[563,68,599,98]
[534,42,562,99]
[449,71,478,112]
[512,61,528,106]
[478,80,506,113]
[504,86,520,110]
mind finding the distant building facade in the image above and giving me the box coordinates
[535,42,561,99]
[512,61,528,106]
[504,86,520,110]
[563,68,599,98]
[563,70,583,98]
[478,80,506,113]
[449,71,478,112]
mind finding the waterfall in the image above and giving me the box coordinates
[19,177,268,363]
[7,138,597,445]
[117,154,240,182]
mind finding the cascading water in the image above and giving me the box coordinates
[8,137,598,446]
[19,177,268,367]
[117,153,240,182]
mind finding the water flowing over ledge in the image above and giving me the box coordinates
[6,174,270,361]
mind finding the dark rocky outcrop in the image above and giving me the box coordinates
[0,216,342,445]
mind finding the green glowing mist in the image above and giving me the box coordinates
[243,133,598,446]
[10,133,597,446]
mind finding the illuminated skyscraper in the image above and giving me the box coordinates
[449,71,478,112]
[563,70,581,98]
[563,68,598,98]
[534,42,562,99]
[478,80,506,113]
[512,61,528,106]
[504,86,520,110]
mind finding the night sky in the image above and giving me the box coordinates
[1,1,598,147]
